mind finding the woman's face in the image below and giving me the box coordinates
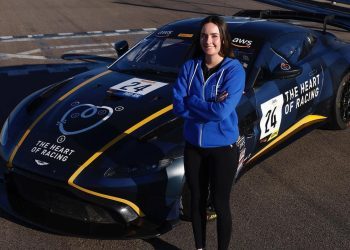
[200,22,222,57]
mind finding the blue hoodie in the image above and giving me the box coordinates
[173,57,245,148]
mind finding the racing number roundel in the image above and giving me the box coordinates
[109,78,167,98]
[259,94,283,140]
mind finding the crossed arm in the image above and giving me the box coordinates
[173,62,245,122]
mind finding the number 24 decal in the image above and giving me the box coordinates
[259,94,283,140]
[109,78,167,96]
[119,82,152,93]
[264,106,277,133]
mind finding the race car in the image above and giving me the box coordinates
[0,10,349,237]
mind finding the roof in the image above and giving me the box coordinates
[161,16,311,42]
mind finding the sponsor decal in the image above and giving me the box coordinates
[308,69,318,77]
[235,136,252,178]
[57,135,66,143]
[178,33,193,38]
[280,62,291,71]
[156,30,173,37]
[283,73,322,115]
[236,136,246,172]
[70,113,80,118]
[35,159,49,166]
[109,78,167,98]
[260,137,268,143]
[115,106,125,112]
[259,94,283,140]
[31,140,75,163]
[242,55,250,62]
[231,38,253,48]
[268,130,279,141]
[71,101,80,107]
[58,104,113,135]
[98,109,107,116]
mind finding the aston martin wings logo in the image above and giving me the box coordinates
[35,159,49,166]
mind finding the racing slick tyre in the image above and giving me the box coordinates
[330,72,350,129]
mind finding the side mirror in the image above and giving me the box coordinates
[271,63,302,79]
[114,40,129,57]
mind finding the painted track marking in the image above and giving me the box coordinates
[0,28,157,43]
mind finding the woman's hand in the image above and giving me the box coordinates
[216,91,228,102]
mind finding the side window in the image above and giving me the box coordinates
[299,34,317,61]
[249,42,276,87]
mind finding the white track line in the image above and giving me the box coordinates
[46,43,113,49]
[66,48,115,54]
[18,49,42,55]
[0,53,47,60]
[0,30,152,43]
[0,36,14,40]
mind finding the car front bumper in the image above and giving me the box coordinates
[0,161,178,238]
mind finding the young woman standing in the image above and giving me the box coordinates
[173,16,245,250]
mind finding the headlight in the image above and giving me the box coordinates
[104,158,174,178]
[0,118,9,146]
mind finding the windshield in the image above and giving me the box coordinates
[110,37,193,79]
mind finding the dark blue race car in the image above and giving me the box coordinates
[0,10,349,237]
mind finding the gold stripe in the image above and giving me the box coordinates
[178,33,193,38]
[68,104,174,217]
[7,70,111,168]
[69,182,144,216]
[246,115,327,164]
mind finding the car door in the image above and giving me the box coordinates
[269,32,324,123]
[245,32,324,164]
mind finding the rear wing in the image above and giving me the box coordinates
[233,10,350,33]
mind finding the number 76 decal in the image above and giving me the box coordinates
[259,94,284,140]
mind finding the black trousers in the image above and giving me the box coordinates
[184,142,238,250]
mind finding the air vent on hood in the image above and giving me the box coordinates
[26,77,73,114]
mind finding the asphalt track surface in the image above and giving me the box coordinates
[0,0,349,249]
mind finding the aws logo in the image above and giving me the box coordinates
[231,38,253,48]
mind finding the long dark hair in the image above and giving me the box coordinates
[194,15,234,58]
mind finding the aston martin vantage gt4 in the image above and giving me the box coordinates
[0,10,350,237]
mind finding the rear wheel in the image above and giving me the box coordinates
[328,72,350,129]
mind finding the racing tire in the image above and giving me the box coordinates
[327,72,350,130]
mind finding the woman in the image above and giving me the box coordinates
[173,15,245,250]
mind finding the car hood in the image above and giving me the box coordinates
[11,68,175,181]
